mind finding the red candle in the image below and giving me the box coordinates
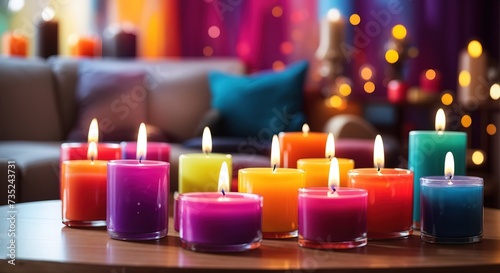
[348,135,413,239]
[279,124,328,168]
[60,118,121,164]
[2,32,28,57]
[61,142,107,227]
[419,69,441,93]
[387,80,407,104]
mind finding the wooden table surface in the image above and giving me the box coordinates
[1,200,500,273]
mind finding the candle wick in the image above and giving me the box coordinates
[327,155,332,160]
[139,155,143,163]
[90,156,94,162]
[273,163,277,172]
[377,166,381,172]
[446,174,453,180]
[331,185,336,193]
[221,188,225,196]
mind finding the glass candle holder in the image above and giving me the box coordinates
[348,168,413,239]
[179,192,262,252]
[298,187,367,249]
[61,160,107,227]
[420,176,483,244]
[107,160,169,240]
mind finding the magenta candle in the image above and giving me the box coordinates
[179,192,262,252]
[298,187,367,249]
[120,141,170,162]
[107,160,169,240]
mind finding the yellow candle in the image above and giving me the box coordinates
[179,127,232,193]
[239,135,305,239]
[297,133,354,187]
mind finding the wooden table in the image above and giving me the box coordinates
[1,200,500,272]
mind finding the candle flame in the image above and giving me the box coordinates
[87,141,97,161]
[87,118,99,143]
[271,135,280,169]
[444,152,454,179]
[217,162,230,195]
[435,108,446,132]
[373,134,384,170]
[327,8,341,22]
[325,133,335,159]
[328,157,340,189]
[136,123,147,161]
[202,127,212,154]
[302,123,310,137]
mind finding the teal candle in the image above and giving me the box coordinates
[420,176,483,244]
[408,109,467,228]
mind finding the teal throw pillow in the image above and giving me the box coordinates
[209,60,308,138]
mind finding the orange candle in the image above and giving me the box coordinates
[239,135,305,239]
[61,142,107,227]
[2,32,28,57]
[297,133,354,187]
[279,124,328,168]
[69,34,99,57]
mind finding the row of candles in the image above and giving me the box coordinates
[61,109,483,252]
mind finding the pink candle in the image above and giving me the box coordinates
[107,123,169,240]
[298,158,367,249]
[120,141,170,162]
[419,69,441,93]
[348,135,413,239]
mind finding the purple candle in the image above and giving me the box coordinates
[107,123,170,240]
[178,192,262,252]
[120,141,170,162]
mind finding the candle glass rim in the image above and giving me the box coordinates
[299,187,367,197]
[62,159,108,165]
[120,141,171,147]
[61,142,121,148]
[420,176,483,186]
[239,167,305,174]
[179,153,232,159]
[348,168,411,176]
[108,159,169,166]
[297,158,354,163]
[409,131,467,136]
[279,132,328,137]
[179,192,262,203]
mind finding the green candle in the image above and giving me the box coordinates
[408,109,467,228]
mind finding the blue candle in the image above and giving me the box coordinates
[420,152,483,244]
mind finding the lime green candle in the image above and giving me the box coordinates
[178,127,232,193]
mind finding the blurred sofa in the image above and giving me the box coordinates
[0,56,387,204]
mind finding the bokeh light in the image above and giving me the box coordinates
[208,26,220,38]
[272,6,283,18]
[349,14,361,25]
[338,83,352,97]
[364,81,375,93]
[472,150,484,165]
[392,24,407,40]
[486,124,497,135]
[203,46,213,57]
[490,83,500,100]
[441,93,453,105]
[360,66,373,80]
[385,49,399,64]
[458,70,471,87]
[461,115,472,128]
[425,69,436,80]
[467,40,483,58]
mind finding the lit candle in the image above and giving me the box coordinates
[121,140,170,162]
[60,118,121,164]
[35,6,58,59]
[408,109,467,228]
[279,124,328,168]
[348,135,413,239]
[315,9,346,62]
[1,31,28,57]
[239,135,305,238]
[297,133,354,187]
[420,152,483,244]
[298,158,367,249]
[178,127,232,193]
[179,162,263,252]
[61,141,107,227]
[68,34,100,57]
[107,123,169,240]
